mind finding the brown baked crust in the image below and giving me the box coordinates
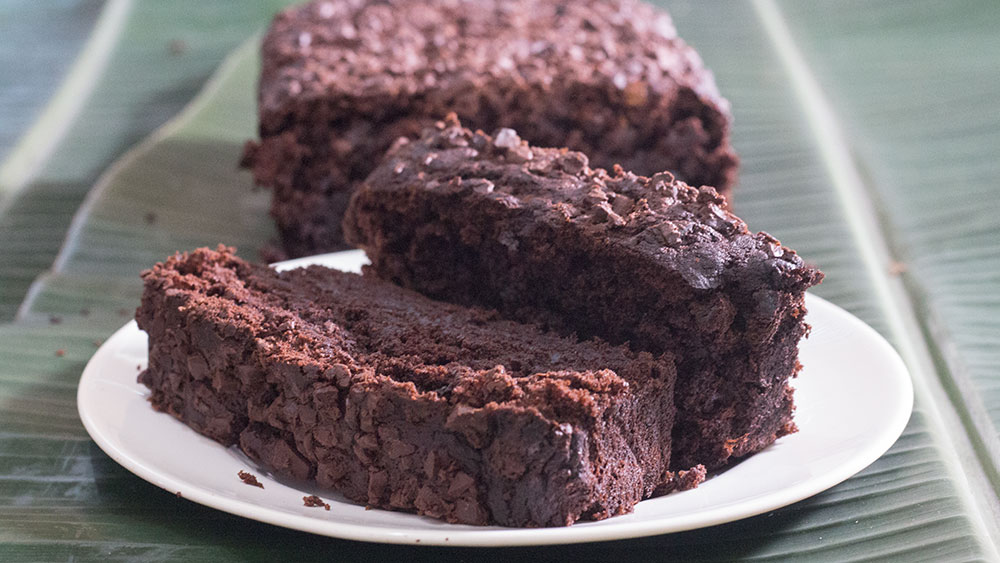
[243,0,738,256]
[343,118,823,470]
[137,246,690,527]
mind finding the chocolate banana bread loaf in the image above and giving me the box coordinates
[343,118,823,470]
[137,246,697,527]
[242,0,738,257]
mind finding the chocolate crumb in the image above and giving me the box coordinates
[92,339,103,347]
[137,364,143,371]
[49,315,62,325]
[303,495,330,510]
[175,491,183,498]
[55,349,66,357]
[168,39,187,56]
[144,212,158,225]
[238,470,264,489]
[80,308,91,317]
[674,464,707,491]
[655,464,707,495]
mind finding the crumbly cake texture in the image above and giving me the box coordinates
[137,246,696,527]
[242,0,738,257]
[343,118,824,471]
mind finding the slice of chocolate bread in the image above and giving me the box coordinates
[137,246,692,527]
[343,118,824,471]
[242,0,738,257]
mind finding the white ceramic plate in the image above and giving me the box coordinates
[77,250,913,546]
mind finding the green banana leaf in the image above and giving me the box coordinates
[2,0,1000,560]
[0,0,293,320]
[0,0,103,162]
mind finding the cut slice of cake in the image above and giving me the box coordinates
[136,246,692,527]
[242,0,738,257]
[343,117,824,471]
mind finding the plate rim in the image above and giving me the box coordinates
[77,251,914,546]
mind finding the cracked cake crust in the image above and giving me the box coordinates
[343,117,823,470]
[136,246,697,527]
[242,0,738,256]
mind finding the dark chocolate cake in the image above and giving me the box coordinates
[242,0,738,257]
[137,246,694,527]
[344,118,823,471]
